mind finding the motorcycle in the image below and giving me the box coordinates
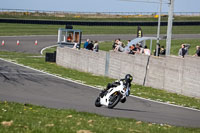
[95,81,129,109]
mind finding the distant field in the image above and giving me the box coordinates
[0,23,200,36]
[1,12,200,22]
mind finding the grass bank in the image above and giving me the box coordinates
[1,102,199,133]
[0,50,200,110]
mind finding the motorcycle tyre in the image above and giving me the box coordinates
[95,97,102,107]
[108,92,122,109]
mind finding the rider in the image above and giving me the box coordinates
[100,74,133,102]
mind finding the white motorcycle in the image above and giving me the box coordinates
[95,81,130,109]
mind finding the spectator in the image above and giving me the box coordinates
[143,46,151,56]
[178,44,190,58]
[93,41,99,52]
[135,44,141,54]
[112,39,118,50]
[114,43,124,52]
[129,45,137,55]
[160,46,166,55]
[194,46,200,57]
[86,41,94,50]
[67,34,72,42]
[139,44,144,54]
[84,39,90,49]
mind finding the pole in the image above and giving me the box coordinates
[156,0,162,44]
[166,0,174,56]
[156,0,162,56]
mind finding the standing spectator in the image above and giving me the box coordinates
[160,46,166,55]
[84,39,89,49]
[112,39,119,50]
[194,46,200,57]
[93,41,99,52]
[178,44,190,58]
[143,46,151,56]
[86,41,94,50]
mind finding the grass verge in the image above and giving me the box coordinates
[1,23,200,36]
[0,50,200,110]
[1,102,200,133]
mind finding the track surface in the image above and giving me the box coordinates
[1,34,200,54]
[0,35,200,128]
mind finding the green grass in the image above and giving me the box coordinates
[0,50,200,110]
[1,102,199,133]
[1,23,200,36]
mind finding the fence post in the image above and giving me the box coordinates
[105,52,110,76]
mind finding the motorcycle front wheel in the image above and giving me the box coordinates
[95,97,102,107]
[108,92,122,109]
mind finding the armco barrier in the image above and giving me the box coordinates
[56,46,200,98]
[1,18,200,26]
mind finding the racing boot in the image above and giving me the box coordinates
[120,97,126,103]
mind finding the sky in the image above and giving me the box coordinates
[0,0,200,13]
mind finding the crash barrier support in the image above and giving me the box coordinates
[56,46,200,98]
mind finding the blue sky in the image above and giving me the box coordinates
[0,0,199,13]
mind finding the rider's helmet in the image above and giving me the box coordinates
[125,74,133,84]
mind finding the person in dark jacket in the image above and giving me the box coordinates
[178,44,190,58]
[194,46,200,57]
[160,46,166,55]
[86,41,94,50]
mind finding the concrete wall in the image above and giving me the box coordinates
[56,46,200,98]
[56,46,106,76]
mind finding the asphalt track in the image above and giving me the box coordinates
[0,34,200,128]
[1,34,200,54]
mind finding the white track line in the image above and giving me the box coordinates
[40,45,57,55]
[0,57,200,112]
[0,72,48,75]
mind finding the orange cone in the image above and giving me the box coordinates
[17,40,20,45]
[35,40,38,45]
[2,40,5,46]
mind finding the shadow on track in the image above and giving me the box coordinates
[113,107,147,113]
